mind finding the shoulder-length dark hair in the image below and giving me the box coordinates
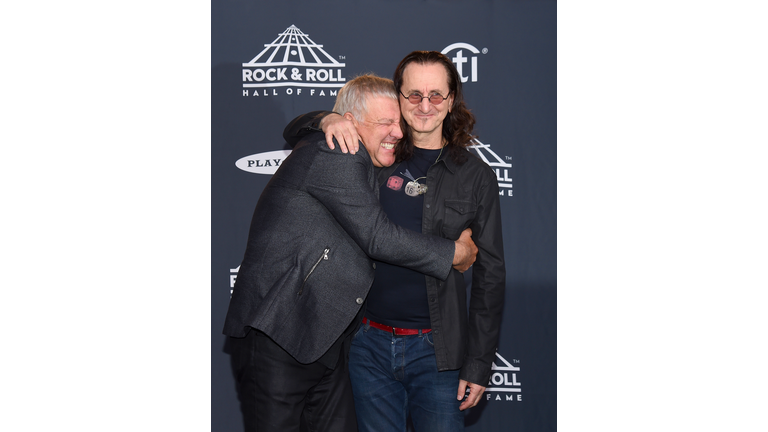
[393,51,476,165]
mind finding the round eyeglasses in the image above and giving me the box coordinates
[399,90,451,105]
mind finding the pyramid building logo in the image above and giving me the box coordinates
[468,138,514,196]
[243,25,347,96]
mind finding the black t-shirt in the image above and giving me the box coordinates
[365,147,443,329]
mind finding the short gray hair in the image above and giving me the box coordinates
[332,74,398,121]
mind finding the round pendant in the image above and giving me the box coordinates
[405,181,420,197]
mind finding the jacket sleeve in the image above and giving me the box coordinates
[460,167,507,386]
[306,141,456,281]
[283,111,335,148]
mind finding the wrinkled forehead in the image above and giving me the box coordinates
[363,95,401,121]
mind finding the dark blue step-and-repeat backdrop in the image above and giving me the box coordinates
[212,1,556,430]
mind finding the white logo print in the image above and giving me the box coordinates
[235,150,292,175]
[441,42,482,83]
[230,265,239,297]
[468,138,513,196]
[486,352,522,402]
[243,25,346,95]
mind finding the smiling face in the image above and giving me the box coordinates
[348,95,403,167]
[398,62,454,141]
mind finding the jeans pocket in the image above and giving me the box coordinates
[352,321,365,340]
[423,331,435,347]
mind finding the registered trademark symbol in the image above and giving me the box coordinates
[482,48,488,54]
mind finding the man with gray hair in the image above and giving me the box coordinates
[223,74,478,432]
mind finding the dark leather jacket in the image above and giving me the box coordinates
[284,112,505,386]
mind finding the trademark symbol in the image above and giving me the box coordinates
[513,359,520,363]
[339,55,345,60]
[482,48,488,54]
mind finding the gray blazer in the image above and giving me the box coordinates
[223,131,455,364]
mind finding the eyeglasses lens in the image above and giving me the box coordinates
[406,94,446,105]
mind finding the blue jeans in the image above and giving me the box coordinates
[349,321,464,432]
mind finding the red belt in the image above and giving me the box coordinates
[363,317,431,336]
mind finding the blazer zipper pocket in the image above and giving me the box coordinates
[298,247,330,296]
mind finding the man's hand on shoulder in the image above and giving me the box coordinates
[320,113,360,154]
